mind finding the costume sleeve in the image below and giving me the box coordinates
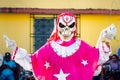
[31,49,46,80]
[12,47,32,70]
[94,41,111,76]
[97,42,111,65]
[17,48,31,62]
[94,24,117,76]
[96,24,116,65]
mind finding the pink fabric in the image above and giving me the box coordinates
[31,40,99,80]
[55,37,76,46]
[11,46,18,60]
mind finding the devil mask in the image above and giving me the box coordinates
[48,12,77,43]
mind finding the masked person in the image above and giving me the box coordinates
[4,12,116,80]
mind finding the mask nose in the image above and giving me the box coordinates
[65,25,69,30]
[65,27,68,31]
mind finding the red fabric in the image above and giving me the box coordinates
[11,46,18,60]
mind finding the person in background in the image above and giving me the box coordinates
[110,55,119,71]
[0,52,16,80]
[103,54,120,80]
[109,54,120,80]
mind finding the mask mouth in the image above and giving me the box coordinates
[58,31,74,41]
[59,30,73,36]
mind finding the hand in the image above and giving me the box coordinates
[3,35,17,51]
[102,24,117,42]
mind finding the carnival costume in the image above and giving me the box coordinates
[4,12,117,80]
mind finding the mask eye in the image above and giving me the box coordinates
[59,23,65,28]
[68,22,75,28]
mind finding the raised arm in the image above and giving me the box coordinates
[94,24,117,76]
[3,35,32,70]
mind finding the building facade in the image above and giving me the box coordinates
[0,0,120,54]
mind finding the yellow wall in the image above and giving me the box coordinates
[0,0,120,9]
[0,13,31,54]
[81,14,120,54]
[0,13,120,55]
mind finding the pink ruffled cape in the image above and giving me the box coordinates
[31,40,99,80]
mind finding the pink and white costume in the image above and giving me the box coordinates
[31,39,99,80]
[5,12,116,80]
[30,12,114,80]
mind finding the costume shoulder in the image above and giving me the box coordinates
[80,40,99,59]
[81,40,95,50]
[31,42,51,77]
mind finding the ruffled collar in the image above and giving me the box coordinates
[50,39,81,57]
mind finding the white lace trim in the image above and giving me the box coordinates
[51,39,81,57]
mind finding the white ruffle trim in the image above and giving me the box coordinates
[51,39,81,57]
[98,42,112,65]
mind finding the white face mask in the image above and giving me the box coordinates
[0,54,3,67]
[58,15,76,41]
